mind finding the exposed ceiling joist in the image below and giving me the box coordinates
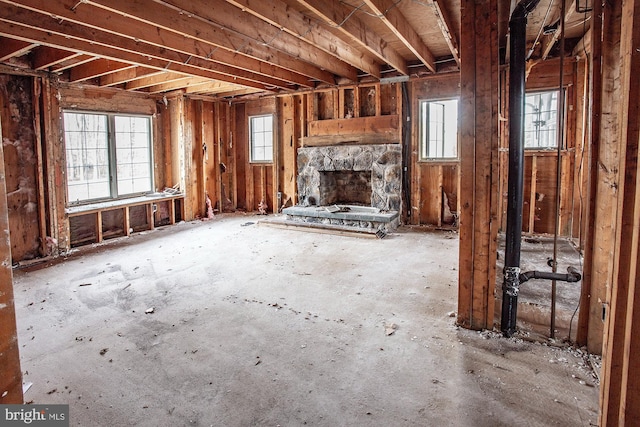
[50,55,96,72]
[125,72,194,90]
[294,0,407,76]
[541,0,578,60]
[425,0,460,67]
[0,20,277,92]
[85,0,351,83]
[227,0,381,78]
[0,1,310,89]
[147,77,214,94]
[99,67,161,87]
[362,0,437,72]
[0,37,37,61]
[69,59,134,83]
[31,46,79,70]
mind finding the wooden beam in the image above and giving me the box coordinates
[147,77,213,94]
[457,0,500,329]
[69,58,134,82]
[572,27,592,58]
[0,4,293,90]
[50,54,95,72]
[0,36,36,61]
[600,1,640,424]
[541,0,578,60]
[0,18,276,91]
[184,82,242,94]
[362,0,437,72]
[125,72,189,90]
[1,0,320,87]
[0,119,24,405]
[224,0,381,78]
[295,0,405,76]
[99,67,160,87]
[425,0,460,67]
[82,0,342,86]
[30,46,77,70]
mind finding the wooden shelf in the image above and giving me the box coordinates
[67,194,185,247]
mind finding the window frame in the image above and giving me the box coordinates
[418,98,459,162]
[63,110,155,205]
[524,89,563,150]
[249,114,275,164]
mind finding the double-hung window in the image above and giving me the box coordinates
[419,98,459,160]
[63,111,153,204]
[249,114,274,163]
[524,90,559,149]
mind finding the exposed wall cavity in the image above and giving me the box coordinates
[0,75,40,262]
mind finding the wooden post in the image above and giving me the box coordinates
[0,120,23,403]
[457,0,500,330]
[528,155,537,233]
[582,0,622,355]
[599,0,640,424]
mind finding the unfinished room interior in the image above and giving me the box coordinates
[0,0,638,425]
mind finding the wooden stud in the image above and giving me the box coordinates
[529,155,538,234]
[457,0,499,330]
[124,206,131,236]
[0,112,23,405]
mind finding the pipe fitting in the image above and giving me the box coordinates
[503,266,521,297]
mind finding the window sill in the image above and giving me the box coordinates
[418,158,460,164]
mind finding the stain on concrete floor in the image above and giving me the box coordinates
[13,215,598,426]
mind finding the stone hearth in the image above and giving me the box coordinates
[296,144,402,212]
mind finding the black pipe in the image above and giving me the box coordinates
[519,266,582,284]
[501,0,541,338]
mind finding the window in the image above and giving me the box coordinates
[63,111,153,204]
[249,114,274,162]
[524,90,559,149]
[419,99,458,160]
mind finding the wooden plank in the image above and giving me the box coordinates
[31,46,77,70]
[0,37,36,61]
[279,96,296,210]
[528,156,537,234]
[32,78,47,256]
[0,109,23,405]
[147,204,154,230]
[68,58,133,82]
[296,0,402,76]
[227,0,381,78]
[301,133,401,147]
[0,15,278,91]
[96,211,103,243]
[362,0,436,72]
[424,0,460,67]
[586,0,622,357]
[99,67,160,87]
[2,0,326,86]
[124,206,131,236]
[457,0,499,330]
[59,84,156,115]
[307,115,399,138]
[600,0,639,424]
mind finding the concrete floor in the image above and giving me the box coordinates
[13,215,599,426]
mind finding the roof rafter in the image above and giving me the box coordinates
[99,67,161,87]
[361,0,436,72]
[69,59,134,82]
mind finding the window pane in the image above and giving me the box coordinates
[115,116,152,196]
[420,99,458,160]
[524,91,559,148]
[64,112,110,202]
[250,115,274,162]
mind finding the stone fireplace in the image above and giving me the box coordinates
[296,144,402,212]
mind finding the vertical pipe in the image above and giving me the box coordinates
[502,0,540,337]
[551,0,567,340]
